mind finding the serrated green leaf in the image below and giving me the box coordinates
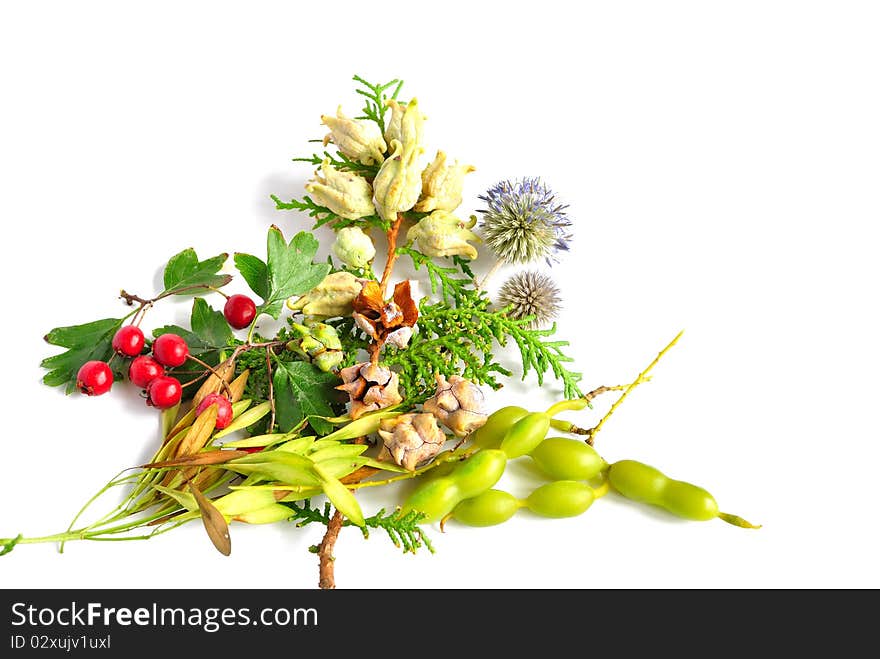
[162,248,231,296]
[233,253,270,301]
[259,226,330,319]
[41,317,125,392]
[272,360,338,435]
[190,298,233,348]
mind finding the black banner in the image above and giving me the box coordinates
[0,589,868,653]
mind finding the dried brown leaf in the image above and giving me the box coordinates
[175,405,218,457]
[227,369,250,404]
[189,482,231,556]
[192,358,236,407]
[142,449,249,469]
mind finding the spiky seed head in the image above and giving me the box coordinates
[478,177,572,264]
[496,270,562,328]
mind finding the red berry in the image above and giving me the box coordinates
[112,325,146,357]
[147,376,182,409]
[195,393,234,429]
[76,360,114,396]
[152,333,189,367]
[128,355,164,389]
[224,294,257,330]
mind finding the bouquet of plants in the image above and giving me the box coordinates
[2,76,758,588]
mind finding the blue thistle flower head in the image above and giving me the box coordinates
[477,177,572,265]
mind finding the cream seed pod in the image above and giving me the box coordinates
[377,412,447,471]
[305,160,375,220]
[423,373,488,437]
[287,271,364,318]
[331,226,376,268]
[383,97,426,148]
[320,106,387,166]
[373,139,424,221]
[414,150,476,213]
[406,210,480,260]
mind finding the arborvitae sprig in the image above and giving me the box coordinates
[397,246,476,305]
[292,150,379,178]
[285,499,333,528]
[352,508,434,554]
[287,500,434,555]
[385,292,583,400]
[353,75,403,135]
[270,194,390,232]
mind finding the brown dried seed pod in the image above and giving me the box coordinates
[192,358,236,407]
[423,373,488,438]
[377,412,447,471]
[336,362,402,419]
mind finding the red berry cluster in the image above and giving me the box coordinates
[74,294,255,426]
[75,327,190,409]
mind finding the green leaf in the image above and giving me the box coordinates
[161,248,231,297]
[190,298,233,348]
[41,317,125,392]
[272,360,339,435]
[233,253,270,300]
[152,299,233,394]
[260,225,330,319]
[314,463,364,527]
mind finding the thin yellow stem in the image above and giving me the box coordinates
[587,330,683,445]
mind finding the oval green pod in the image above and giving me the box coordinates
[471,405,529,449]
[400,449,508,524]
[452,449,508,497]
[529,437,607,481]
[660,480,719,521]
[499,412,551,459]
[400,477,460,523]
[449,489,521,527]
[607,459,668,504]
[525,480,595,518]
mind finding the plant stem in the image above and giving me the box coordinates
[378,213,405,297]
[585,330,683,445]
[477,258,504,290]
[187,354,234,399]
[266,348,276,432]
[317,509,344,590]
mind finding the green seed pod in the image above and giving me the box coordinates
[401,449,508,524]
[608,460,720,522]
[285,322,344,373]
[525,480,596,518]
[450,449,508,495]
[499,412,551,459]
[606,460,668,504]
[448,489,521,527]
[660,480,719,521]
[529,437,607,481]
[471,405,529,449]
[400,476,463,524]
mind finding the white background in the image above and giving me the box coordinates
[1,1,878,589]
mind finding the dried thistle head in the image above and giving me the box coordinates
[478,177,572,264]
[496,270,562,328]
